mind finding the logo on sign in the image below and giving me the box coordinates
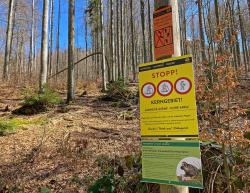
[157,80,173,96]
[141,83,156,98]
[141,78,192,98]
[175,78,192,94]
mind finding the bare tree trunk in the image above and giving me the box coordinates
[96,25,100,80]
[180,0,188,55]
[140,0,147,63]
[100,0,107,90]
[237,0,249,73]
[109,0,114,81]
[3,0,15,80]
[198,0,206,62]
[39,0,49,93]
[248,0,250,17]
[147,0,153,62]
[116,0,120,78]
[119,0,124,78]
[129,0,136,82]
[228,0,240,69]
[214,0,220,26]
[85,0,88,79]
[67,0,75,102]
[214,0,223,54]
[28,0,35,77]
[9,3,16,68]
[56,0,61,78]
[48,0,54,76]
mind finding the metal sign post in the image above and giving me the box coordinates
[154,1,188,193]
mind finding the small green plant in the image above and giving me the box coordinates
[70,175,84,186]
[0,117,47,136]
[88,154,150,193]
[106,79,130,100]
[39,187,51,193]
[13,86,62,115]
[101,79,138,106]
[0,120,15,136]
[23,85,62,106]
[88,171,115,193]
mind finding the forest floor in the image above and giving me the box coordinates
[0,79,249,193]
[0,82,140,193]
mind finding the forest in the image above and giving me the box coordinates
[0,0,249,193]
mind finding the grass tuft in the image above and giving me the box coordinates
[0,117,47,136]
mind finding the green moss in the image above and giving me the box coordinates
[39,187,51,193]
[0,121,16,136]
[0,117,47,136]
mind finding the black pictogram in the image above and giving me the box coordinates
[154,27,173,48]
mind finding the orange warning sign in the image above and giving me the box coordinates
[153,6,174,60]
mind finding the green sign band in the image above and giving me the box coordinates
[142,178,203,189]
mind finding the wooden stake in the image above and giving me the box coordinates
[160,185,189,193]
[154,0,188,192]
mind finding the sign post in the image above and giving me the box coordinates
[139,0,203,193]
[156,1,189,193]
[139,56,203,192]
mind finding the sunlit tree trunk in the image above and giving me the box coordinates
[116,0,121,78]
[28,0,35,77]
[129,0,136,82]
[109,0,114,80]
[67,0,75,102]
[119,0,124,78]
[48,0,54,76]
[100,0,107,90]
[197,0,206,62]
[85,0,88,79]
[237,0,249,73]
[56,0,61,78]
[39,0,49,93]
[3,0,15,80]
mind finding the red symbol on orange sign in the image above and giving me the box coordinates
[153,6,174,60]
[154,27,173,48]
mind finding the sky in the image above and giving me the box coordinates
[39,0,89,51]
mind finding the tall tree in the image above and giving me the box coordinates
[116,0,120,78]
[180,0,187,55]
[214,0,223,54]
[248,0,250,17]
[85,0,88,79]
[3,0,15,80]
[109,0,114,80]
[67,0,75,102]
[129,0,136,82]
[140,0,147,63]
[28,0,35,77]
[237,0,249,73]
[56,0,61,76]
[119,0,124,78]
[197,0,206,62]
[39,0,49,93]
[100,0,107,90]
[147,0,153,61]
[48,0,54,76]
[214,0,220,26]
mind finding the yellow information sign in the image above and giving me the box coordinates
[139,55,198,137]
